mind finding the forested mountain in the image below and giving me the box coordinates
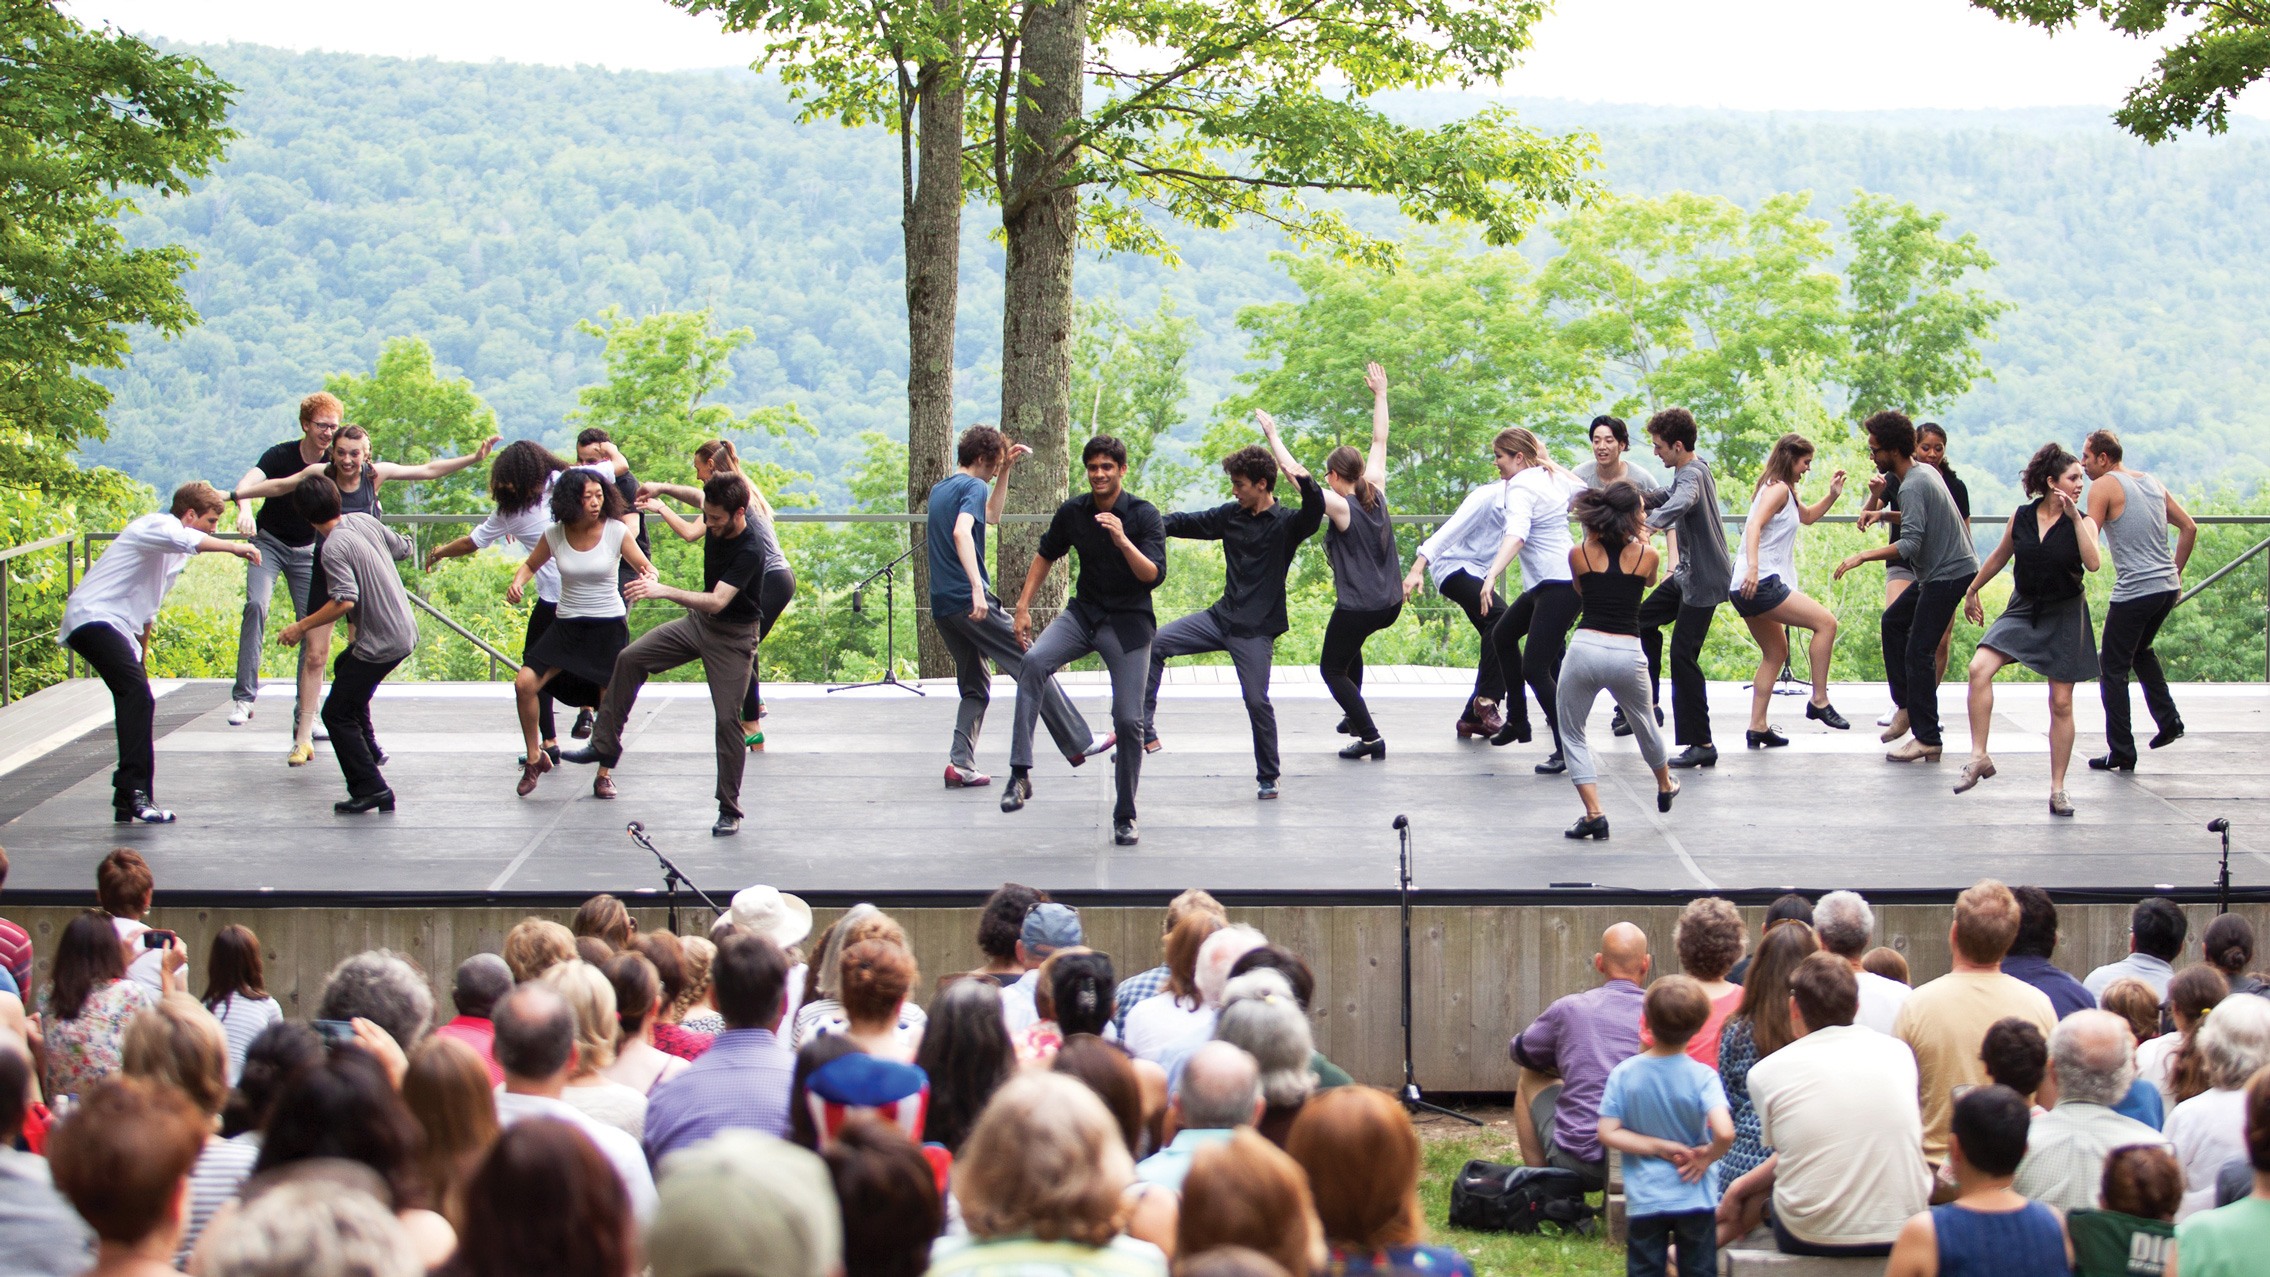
[88,41,2270,506]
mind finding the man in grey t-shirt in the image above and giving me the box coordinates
[2082,429,2196,770]
[279,474,417,813]
[1636,408,1731,768]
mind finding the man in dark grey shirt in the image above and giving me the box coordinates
[279,475,418,813]
[1834,411,1979,761]
[1638,408,1732,768]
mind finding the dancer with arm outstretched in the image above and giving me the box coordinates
[1402,442,1519,741]
[1556,484,1679,841]
[1475,429,1589,771]
[1731,433,1850,748]
[642,439,795,748]
[223,394,339,731]
[2081,429,2196,771]
[1953,444,2102,816]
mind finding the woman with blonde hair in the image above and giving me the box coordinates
[1288,1086,1474,1276]
[675,934,724,1035]
[502,917,575,984]
[539,961,649,1138]
[402,1034,500,1228]
[1733,433,1850,746]
[120,991,257,1262]
[1179,1130,1325,1277]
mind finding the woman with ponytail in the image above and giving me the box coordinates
[1553,482,1679,840]
[1732,433,1850,748]
[1475,427,1589,770]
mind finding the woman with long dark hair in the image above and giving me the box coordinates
[253,1046,458,1267]
[39,909,170,1101]
[913,978,1015,1154]
[1955,442,2102,816]
[1553,484,1678,840]
[439,1119,636,1277]
[202,923,281,1083]
[1716,922,1821,1192]
[1732,433,1850,746]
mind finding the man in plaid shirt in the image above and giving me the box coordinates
[644,932,796,1165]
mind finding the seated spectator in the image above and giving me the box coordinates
[598,952,688,1096]
[430,954,513,1086]
[1214,971,1315,1147]
[970,883,1048,989]
[1053,1034,1148,1160]
[1122,911,1228,1066]
[632,932,717,1061]
[490,982,657,1225]
[1717,921,1818,1192]
[440,1118,637,1277]
[2174,1064,2270,1277]
[120,992,258,1260]
[1719,952,1930,1257]
[572,893,635,954]
[315,950,435,1053]
[0,1038,94,1276]
[401,1034,498,1226]
[1982,1017,2050,1110]
[503,917,575,984]
[1885,1085,2071,1277]
[98,848,183,993]
[2065,1144,2181,1277]
[932,1071,1167,1277]
[2148,963,2230,1110]
[2085,897,2187,1000]
[723,884,813,1015]
[1865,946,1911,985]
[540,960,649,1139]
[40,909,167,1101]
[2003,886,2095,1021]
[644,932,796,1161]
[1649,897,1745,1063]
[914,978,1015,1155]
[676,935,723,1035]
[1728,894,1811,985]
[201,1178,420,1277]
[249,1046,457,1268]
[1287,1085,1474,1277]
[1895,880,2058,1170]
[822,1116,944,1277]
[818,940,921,1062]
[1137,1041,1261,1191]
[200,924,281,1085]
[648,1130,841,1277]
[2013,1010,2170,1211]
[1001,903,1085,1034]
[48,1077,207,1277]
[1021,949,1116,1066]
[1179,1247,1292,1277]
[793,907,929,1050]
[2167,992,2270,1218]
[2099,976,2169,1126]
[789,1036,866,1151]
[1117,890,1225,1037]
[575,936,614,967]
[801,1052,931,1151]
[1600,976,1734,1277]
[1135,926,1267,1082]
[2204,914,2267,998]
[219,1021,322,1142]
[1227,945,1352,1089]
[1178,1129,1323,1277]
[1509,922,1648,1193]
[1813,891,1914,1034]
[0,845,34,993]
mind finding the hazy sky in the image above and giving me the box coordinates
[66,0,2265,117]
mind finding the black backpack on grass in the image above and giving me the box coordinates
[1447,1160,1597,1235]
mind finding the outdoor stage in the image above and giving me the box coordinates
[2,670,2264,906]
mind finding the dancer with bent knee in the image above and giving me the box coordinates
[1258,364,1401,761]
[642,439,795,749]
[1557,484,1678,840]
[1637,409,1733,769]
[1954,443,2101,816]
[2081,429,2195,772]
[1403,440,1520,742]
[1577,414,1669,740]
[1476,429,1587,773]
[1732,433,1850,747]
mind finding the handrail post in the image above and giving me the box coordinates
[64,539,76,680]
[2,549,11,706]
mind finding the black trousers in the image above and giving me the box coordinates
[1488,581,1582,753]
[2099,588,2181,761]
[524,600,558,741]
[323,645,404,798]
[740,567,797,722]
[1435,569,1507,712]
[1882,577,1967,747]
[1319,602,1401,741]
[1637,577,1716,747]
[1142,609,1280,784]
[65,624,155,806]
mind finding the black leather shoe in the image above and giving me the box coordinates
[2149,723,2185,749]
[1113,819,1140,846]
[572,708,595,739]
[1534,751,1566,775]
[1658,781,1681,813]
[335,790,395,814]
[1256,781,1278,800]
[2088,753,2137,772]
[711,814,740,837]
[113,792,176,824]
[1669,744,1718,769]
[1805,702,1850,730]
[1564,814,1610,840]
[1746,727,1790,749]
[1338,737,1386,760]
[558,745,616,767]
[1489,719,1534,747]
[1000,775,1032,813]
[1611,706,1631,737]
[1335,716,1352,736]
[518,744,563,767]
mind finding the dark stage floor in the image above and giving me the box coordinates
[2,672,2265,904]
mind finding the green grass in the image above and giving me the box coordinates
[1417,1134,1625,1277]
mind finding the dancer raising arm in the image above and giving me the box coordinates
[1731,434,1850,748]
[1257,362,1401,761]
[2081,430,2196,772]
[1475,429,1589,772]
[642,440,794,749]
[1556,483,1679,840]
[1403,438,1519,742]
[1953,444,2102,817]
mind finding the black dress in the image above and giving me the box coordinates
[1980,499,2097,682]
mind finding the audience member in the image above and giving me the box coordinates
[1022,948,1115,1065]
[575,936,615,967]
[1137,1041,1260,1191]
[1177,1130,1323,1277]
[2003,886,2095,1021]
[793,908,928,1050]
[1649,897,1744,1065]
[2203,914,2266,997]
[1599,975,1733,1277]
[120,992,258,1260]
[725,884,813,1015]
[540,960,649,1138]
[970,883,1048,988]
[676,935,723,1034]
[201,925,282,1084]
[250,1047,457,1268]
[2166,992,2270,1218]
[2064,1145,2180,1277]
[430,954,512,1086]
[1885,1085,2071,1277]
[823,940,922,1061]
[219,1021,322,1142]
[1719,951,1930,1257]
[1123,911,1228,1064]
[1001,903,1084,1033]
[644,932,796,1160]
[915,978,1016,1154]
[2084,897,2187,999]
[1214,971,1315,1146]
[2098,976,2170,1127]
[1716,920,1819,1191]
[1228,945,1353,1089]
[1864,946,1912,985]
[438,1119,637,1277]
[40,909,166,1101]
[48,1077,207,1277]
[633,931,718,1061]
[571,893,636,954]
[1509,922,1649,1192]
[1178,1248,1292,1277]
[1053,1033,1148,1159]
[2013,1010,2169,1210]
[800,1051,931,1152]
[401,1034,498,1228]
[2136,962,2227,1113]
[1728,894,1812,985]
[98,849,184,993]
[0,1038,95,1275]
[1286,1085,1474,1276]
[1130,924,1267,1077]
[489,982,657,1225]
[2173,1065,2270,1277]
[787,1036,865,1151]
[822,1117,944,1277]
[1811,890,1910,1034]
[598,951,689,1095]
[648,1131,842,1277]
[315,951,435,1053]
[2100,977,2161,1048]
[1894,880,2058,1168]
[1981,1017,2050,1107]
[201,1178,421,1277]
[1117,890,1226,1037]
[0,846,33,993]
[502,918,575,984]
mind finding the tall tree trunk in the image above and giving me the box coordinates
[904,37,964,678]
[995,0,1086,619]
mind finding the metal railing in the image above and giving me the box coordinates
[0,535,75,705]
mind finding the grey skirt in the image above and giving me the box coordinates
[1980,592,2098,683]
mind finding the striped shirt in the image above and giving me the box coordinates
[208,993,283,1085]
[178,1134,258,1266]
[0,920,33,994]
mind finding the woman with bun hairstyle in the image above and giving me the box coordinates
[1954,442,2102,815]
[1732,433,1850,747]
[1553,481,1679,841]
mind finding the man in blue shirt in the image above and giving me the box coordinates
[644,932,796,1165]
[2004,886,2094,1020]
[927,425,1108,789]
[1134,1042,1261,1191]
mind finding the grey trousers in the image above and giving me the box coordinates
[233,530,317,704]
[934,594,1095,771]
[1554,631,1667,786]
[588,611,760,818]
[1141,609,1279,784]
[1014,608,1149,822]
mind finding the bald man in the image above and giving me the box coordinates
[1510,922,1651,1191]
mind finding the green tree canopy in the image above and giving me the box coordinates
[569,307,810,498]
[1970,2,2270,141]
[1068,294,1195,496]
[1839,192,2009,423]
[324,337,499,513]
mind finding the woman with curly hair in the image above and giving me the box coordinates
[1650,898,1747,1067]
[1954,442,2102,815]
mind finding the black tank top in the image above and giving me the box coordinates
[2011,498,2083,605]
[1575,541,1645,635]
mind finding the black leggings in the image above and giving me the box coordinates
[524,600,558,741]
[740,567,798,722]
[1488,581,1581,752]
[1320,602,1402,741]
[1434,569,1507,712]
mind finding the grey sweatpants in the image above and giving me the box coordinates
[934,594,1096,771]
[233,530,317,704]
[1141,608,1279,784]
[1014,608,1150,822]
[1554,630,1667,787]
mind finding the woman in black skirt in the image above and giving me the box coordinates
[1954,442,2102,816]
[509,469,655,798]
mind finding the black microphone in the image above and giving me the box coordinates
[1392,814,1409,831]
[2208,818,2231,833]
[626,820,646,836]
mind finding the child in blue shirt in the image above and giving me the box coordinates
[1599,974,1736,1277]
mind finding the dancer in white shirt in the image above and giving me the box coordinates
[1732,434,1850,748]
[1475,429,1588,772]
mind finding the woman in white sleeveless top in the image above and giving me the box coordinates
[1732,433,1849,747]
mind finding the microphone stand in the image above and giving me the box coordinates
[626,821,721,932]
[1396,815,1479,1125]
[2212,819,2233,915]
[828,544,925,695]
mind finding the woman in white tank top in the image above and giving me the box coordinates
[1732,434,1849,747]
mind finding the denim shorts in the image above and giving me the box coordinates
[1729,576,1791,618]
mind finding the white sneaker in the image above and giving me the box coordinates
[1876,710,1895,726]
[228,699,255,726]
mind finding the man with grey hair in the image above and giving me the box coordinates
[490,983,659,1224]
[1812,891,1909,1034]
[1135,1040,1262,1191]
[1214,969,1317,1143]
[2012,1009,2167,1210]
[315,951,435,1052]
